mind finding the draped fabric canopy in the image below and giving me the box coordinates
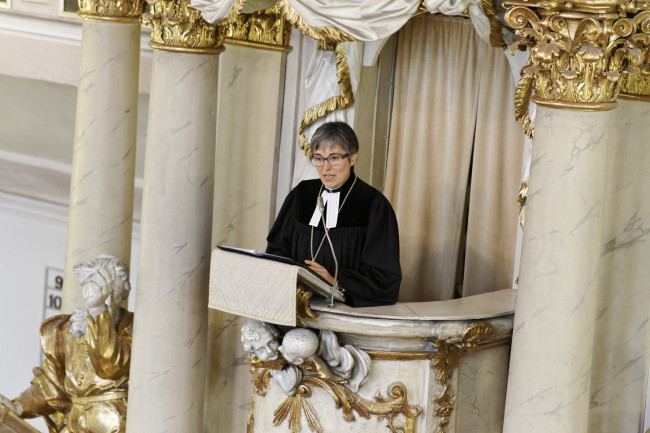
[191,0,491,43]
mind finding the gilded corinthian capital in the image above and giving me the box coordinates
[503,0,650,110]
[619,11,650,100]
[78,0,144,21]
[223,6,292,52]
[142,0,225,54]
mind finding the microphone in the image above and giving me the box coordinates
[317,196,339,308]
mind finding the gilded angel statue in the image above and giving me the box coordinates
[0,254,133,433]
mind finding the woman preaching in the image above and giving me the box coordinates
[266,121,401,307]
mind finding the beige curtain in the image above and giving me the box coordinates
[385,14,525,302]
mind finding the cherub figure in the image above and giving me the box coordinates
[241,319,281,362]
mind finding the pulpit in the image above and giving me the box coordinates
[209,248,515,433]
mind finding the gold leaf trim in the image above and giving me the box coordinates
[78,0,144,21]
[530,96,618,110]
[365,338,512,361]
[275,0,357,43]
[618,92,650,101]
[297,42,355,157]
[247,388,256,433]
[514,69,535,138]
[217,0,246,25]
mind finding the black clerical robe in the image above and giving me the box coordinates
[266,173,401,307]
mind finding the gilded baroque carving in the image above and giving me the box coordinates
[619,11,650,98]
[514,71,535,137]
[429,322,495,433]
[78,0,144,21]
[142,0,225,53]
[504,0,649,110]
[250,362,422,433]
[517,181,528,229]
[296,287,319,328]
[482,0,507,48]
[245,324,422,433]
[224,6,292,51]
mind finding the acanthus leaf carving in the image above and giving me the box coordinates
[504,1,650,109]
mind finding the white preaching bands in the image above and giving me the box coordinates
[309,174,358,261]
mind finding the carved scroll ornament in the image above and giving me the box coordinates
[250,362,422,433]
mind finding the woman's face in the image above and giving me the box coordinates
[314,144,357,189]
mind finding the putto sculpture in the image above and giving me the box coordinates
[241,319,282,362]
[240,319,372,396]
[0,254,133,433]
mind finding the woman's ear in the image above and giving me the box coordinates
[349,153,358,166]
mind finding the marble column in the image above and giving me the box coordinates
[500,3,650,431]
[62,15,142,313]
[125,4,222,432]
[204,14,292,432]
[502,107,609,433]
[588,97,650,432]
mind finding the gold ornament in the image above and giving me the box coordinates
[224,6,292,52]
[78,0,144,22]
[514,67,536,137]
[619,11,650,99]
[482,0,508,48]
[429,322,497,433]
[250,359,422,433]
[504,0,648,110]
[298,42,355,157]
[517,181,528,229]
[295,287,319,328]
[142,0,225,54]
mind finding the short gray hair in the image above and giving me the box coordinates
[311,121,359,156]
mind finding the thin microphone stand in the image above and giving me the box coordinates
[317,196,339,308]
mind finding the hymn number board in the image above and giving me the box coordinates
[43,267,63,320]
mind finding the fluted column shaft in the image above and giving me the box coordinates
[125,48,218,433]
[503,107,609,433]
[62,20,140,313]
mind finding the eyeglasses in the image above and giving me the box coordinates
[311,153,349,167]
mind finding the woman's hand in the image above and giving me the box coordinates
[304,260,335,285]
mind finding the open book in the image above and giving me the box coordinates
[209,246,344,326]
